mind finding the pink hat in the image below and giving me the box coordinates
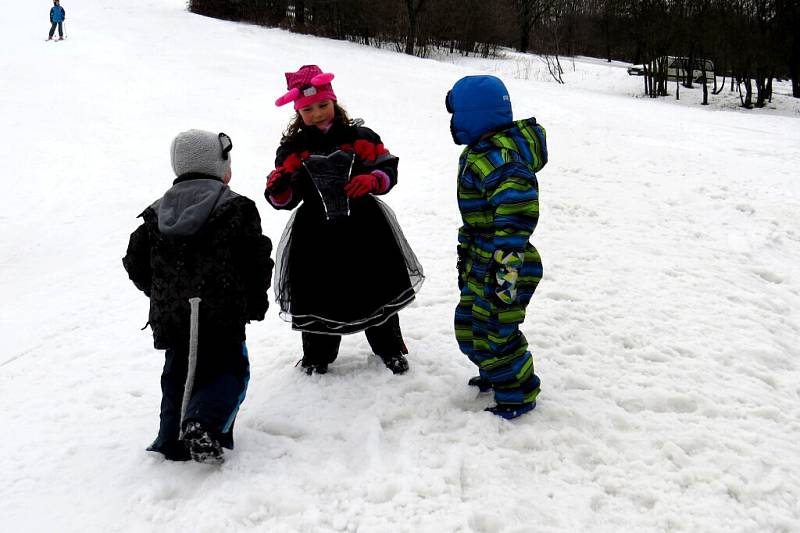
[275,65,337,110]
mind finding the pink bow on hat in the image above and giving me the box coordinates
[275,65,337,110]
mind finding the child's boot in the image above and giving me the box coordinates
[182,421,224,464]
[146,439,191,461]
[377,352,409,374]
[298,357,328,375]
[485,402,536,420]
[365,315,409,374]
[300,333,339,375]
[468,375,493,392]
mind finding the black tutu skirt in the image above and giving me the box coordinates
[274,196,424,334]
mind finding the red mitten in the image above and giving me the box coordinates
[266,169,294,206]
[353,140,389,162]
[282,153,303,173]
[266,169,291,194]
[344,174,379,198]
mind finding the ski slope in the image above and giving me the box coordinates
[1,1,799,531]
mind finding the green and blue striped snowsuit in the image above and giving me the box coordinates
[455,117,547,407]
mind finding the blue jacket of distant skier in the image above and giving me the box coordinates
[50,6,66,23]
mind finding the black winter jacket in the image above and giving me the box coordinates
[123,174,273,349]
[265,122,398,211]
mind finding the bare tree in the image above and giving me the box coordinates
[514,0,554,53]
[596,0,623,62]
[405,0,427,55]
[294,0,306,27]
[776,0,800,97]
[188,0,798,103]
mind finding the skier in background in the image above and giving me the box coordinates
[47,0,65,41]
[265,64,424,376]
[123,130,273,464]
[445,75,548,419]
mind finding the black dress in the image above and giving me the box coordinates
[266,121,424,335]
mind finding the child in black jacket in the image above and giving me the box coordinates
[124,130,273,463]
[265,65,424,375]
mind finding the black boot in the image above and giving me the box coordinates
[298,358,328,375]
[377,352,409,374]
[301,332,339,375]
[146,438,190,461]
[467,376,494,392]
[365,315,409,374]
[182,421,224,465]
[468,375,493,392]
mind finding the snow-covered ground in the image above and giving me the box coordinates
[2,1,799,531]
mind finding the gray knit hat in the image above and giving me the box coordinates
[169,129,233,179]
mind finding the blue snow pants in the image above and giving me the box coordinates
[149,340,250,458]
[455,280,541,407]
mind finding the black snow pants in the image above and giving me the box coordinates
[301,313,406,366]
[48,22,63,38]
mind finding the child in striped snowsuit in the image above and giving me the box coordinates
[445,75,548,419]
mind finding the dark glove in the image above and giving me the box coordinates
[248,294,269,322]
[456,247,467,290]
[344,174,379,198]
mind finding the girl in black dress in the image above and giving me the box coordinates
[265,65,424,375]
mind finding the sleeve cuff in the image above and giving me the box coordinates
[370,170,391,194]
[269,188,293,207]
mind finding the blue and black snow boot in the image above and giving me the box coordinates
[485,402,536,420]
[182,421,224,465]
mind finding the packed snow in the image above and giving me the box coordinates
[1,0,799,531]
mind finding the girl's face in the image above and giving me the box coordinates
[298,99,335,129]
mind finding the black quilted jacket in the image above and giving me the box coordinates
[123,174,273,349]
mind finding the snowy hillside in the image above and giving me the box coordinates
[1,0,799,531]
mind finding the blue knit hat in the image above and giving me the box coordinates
[446,75,512,146]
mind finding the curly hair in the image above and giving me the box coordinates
[281,102,352,144]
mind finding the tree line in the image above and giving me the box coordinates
[188,0,800,106]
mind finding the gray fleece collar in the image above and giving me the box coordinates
[157,178,236,236]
